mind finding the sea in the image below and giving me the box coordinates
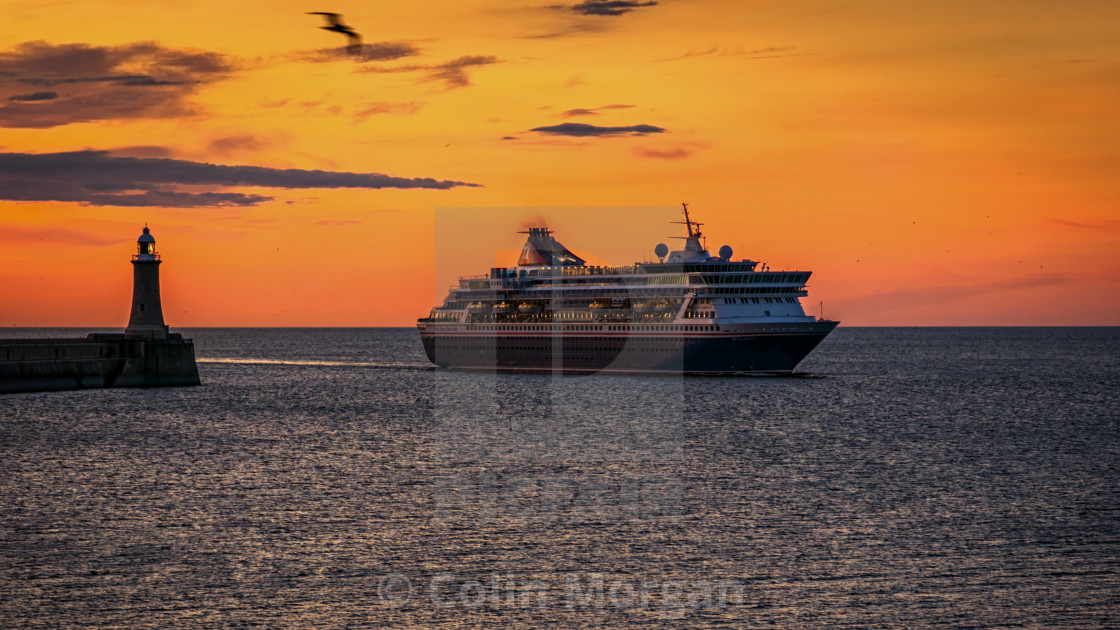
[1,327,1117,628]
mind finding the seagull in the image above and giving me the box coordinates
[307,12,362,55]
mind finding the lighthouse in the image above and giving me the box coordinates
[125,226,170,339]
[0,225,200,392]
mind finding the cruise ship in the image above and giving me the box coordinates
[417,204,838,374]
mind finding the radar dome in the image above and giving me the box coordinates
[718,245,733,260]
[654,243,669,259]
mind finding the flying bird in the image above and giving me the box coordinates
[307,12,362,55]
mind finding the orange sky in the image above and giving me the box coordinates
[1,0,1118,326]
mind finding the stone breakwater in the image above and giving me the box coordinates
[0,334,199,394]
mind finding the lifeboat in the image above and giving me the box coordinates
[493,301,516,315]
[518,302,543,315]
[467,302,489,313]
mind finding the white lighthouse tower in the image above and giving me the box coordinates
[125,226,170,339]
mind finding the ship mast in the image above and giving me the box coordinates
[673,202,703,239]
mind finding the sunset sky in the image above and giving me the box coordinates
[2,0,1118,326]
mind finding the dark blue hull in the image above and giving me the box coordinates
[419,321,838,374]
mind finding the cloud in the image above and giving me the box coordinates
[525,23,607,39]
[529,122,666,137]
[655,45,801,63]
[300,42,421,63]
[0,40,234,128]
[561,1,658,16]
[0,150,482,208]
[1047,218,1120,232]
[207,134,273,157]
[354,101,423,121]
[528,2,654,38]
[7,90,56,101]
[634,146,691,159]
[362,55,500,88]
[559,103,635,117]
[312,220,363,226]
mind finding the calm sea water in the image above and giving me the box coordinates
[1,327,1118,628]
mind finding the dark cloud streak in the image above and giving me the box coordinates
[300,41,421,63]
[0,151,481,208]
[17,73,191,87]
[564,0,657,16]
[7,90,56,101]
[529,122,665,137]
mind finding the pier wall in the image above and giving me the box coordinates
[0,334,200,394]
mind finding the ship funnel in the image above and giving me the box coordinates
[517,227,585,266]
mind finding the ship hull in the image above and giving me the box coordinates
[418,321,838,374]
